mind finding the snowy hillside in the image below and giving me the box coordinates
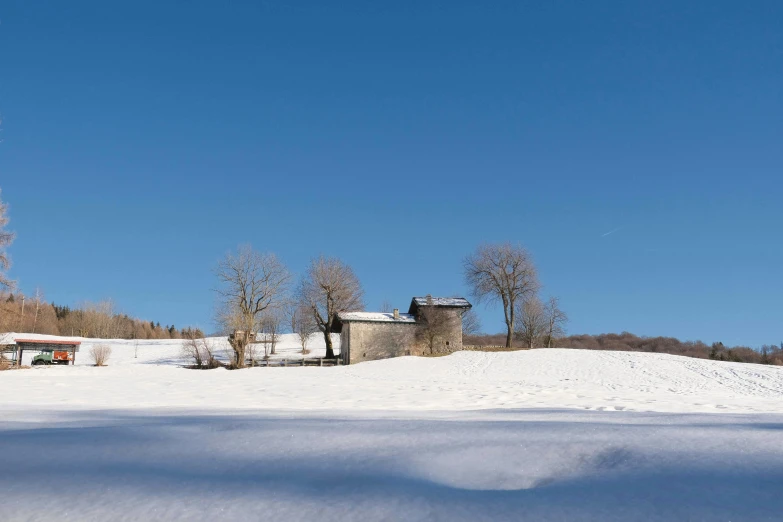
[1,333,782,414]
[2,333,783,520]
[0,331,340,366]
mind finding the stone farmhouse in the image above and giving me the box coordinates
[334,296,472,364]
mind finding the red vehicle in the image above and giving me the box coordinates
[32,349,75,365]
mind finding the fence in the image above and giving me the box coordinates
[249,358,344,367]
[462,345,528,352]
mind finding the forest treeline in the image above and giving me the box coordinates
[0,292,203,340]
[465,331,783,365]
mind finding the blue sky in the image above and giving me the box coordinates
[1,1,781,345]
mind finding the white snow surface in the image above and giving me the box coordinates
[2,333,783,520]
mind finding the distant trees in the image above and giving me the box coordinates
[464,243,540,348]
[0,292,188,340]
[0,189,15,290]
[521,332,782,366]
[298,256,364,359]
[214,245,291,368]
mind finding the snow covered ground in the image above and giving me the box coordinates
[1,333,783,520]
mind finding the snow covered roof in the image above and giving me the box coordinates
[336,312,417,324]
[15,338,81,346]
[408,297,471,314]
[411,297,471,308]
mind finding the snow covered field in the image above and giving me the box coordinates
[1,334,783,520]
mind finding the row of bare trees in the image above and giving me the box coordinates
[0,293,199,340]
[464,242,567,348]
[214,245,364,368]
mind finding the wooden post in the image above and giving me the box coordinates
[72,345,77,366]
[319,358,323,367]
[16,346,22,367]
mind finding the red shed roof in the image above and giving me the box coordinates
[14,339,82,346]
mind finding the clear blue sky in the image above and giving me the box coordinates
[1,1,781,345]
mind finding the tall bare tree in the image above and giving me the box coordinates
[516,296,547,349]
[298,256,364,359]
[0,190,15,290]
[542,296,568,348]
[463,243,540,348]
[214,245,291,368]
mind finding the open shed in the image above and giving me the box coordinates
[2,339,81,367]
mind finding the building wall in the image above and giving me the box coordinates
[340,309,465,364]
[415,308,464,356]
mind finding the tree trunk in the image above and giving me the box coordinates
[324,331,335,359]
[230,337,246,368]
[505,325,513,348]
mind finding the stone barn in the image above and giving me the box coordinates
[334,296,472,364]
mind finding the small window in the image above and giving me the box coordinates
[446,341,450,346]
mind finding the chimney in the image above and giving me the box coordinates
[426,294,433,305]
[393,308,400,320]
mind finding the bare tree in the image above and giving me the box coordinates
[379,299,393,313]
[516,296,547,349]
[288,301,318,354]
[542,296,568,348]
[90,344,112,366]
[416,306,459,354]
[298,256,364,359]
[0,190,15,290]
[464,243,540,348]
[214,245,291,368]
[461,308,482,336]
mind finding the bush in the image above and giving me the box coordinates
[182,336,220,369]
[0,356,9,371]
[90,344,112,366]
